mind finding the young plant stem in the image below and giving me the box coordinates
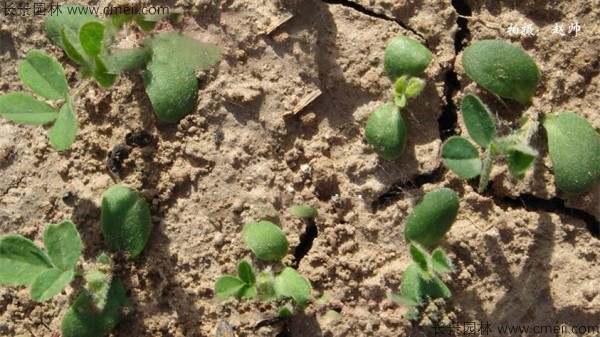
[478,149,493,192]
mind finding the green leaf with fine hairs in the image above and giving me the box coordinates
[506,143,537,180]
[409,244,432,281]
[43,220,82,271]
[239,284,256,299]
[214,275,245,299]
[431,248,454,275]
[101,184,153,258]
[462,39,539,104]
[279,305,294,318]
[441,136,482,179]
[85,267,111,310]
[49,97,77,150]
[405,77,426,98]
[93,56,117,88]
[274,267,312,310]
[0,235,52,285]
[242,221,289,261]
[142,33,221,123]
[401,264,451,303]
[18,51,68,100]
[237,260,256,285]
[290,204,318,218]
[30,268,74,302]
[61,278,131,337]
[45,3,102,48]
[0,93,57,125]
[79,21,105,57]
[461,94,497,148]
[104,48,151,73]
[60,27,87,65]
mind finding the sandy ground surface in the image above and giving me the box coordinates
[0,0,599,336]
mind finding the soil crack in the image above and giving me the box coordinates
[321,0,427,43]
[0,175,26,199]
[497,193,600,239]
[292,217,318,268]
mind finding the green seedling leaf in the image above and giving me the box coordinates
[93,56,118,88]
[242,220,288,261]
[79,21,105,57]
[143,33,221,123]
[441,136,482,179]
[239,284,256,299]
[387,291,420,307]
[142,62,197,123]
[400,264,452,304]
[290,205,318,218]
[431,248,454,275]
[18,51,68,100]
[60,27,87,65]
[384,36,432,81]
[506,143,537,180]
[461,94,497,148]
[542,111,600,195]
[365,102,407,160]
[323,310,342,319]
[395,76,408,94]
[462,40,540,104]
[101,184,153,258]
[42,220,82,271]
[49,97,77,150]
[30,268,74,302]
[0,236,52,285]
[0,93,57,125]
[45,4,102,48]
[404,188,459,247]
[61,278,131,337]
[85,267,111,311]
[394,94,407,108]
[279,305,294,318]
[237,260,256,285]
[215,275,246,299]
[409,244,432,281]
[274,267,312,310]
[256,272,277,301]
[104,48,151,73]
[405,77,426,98]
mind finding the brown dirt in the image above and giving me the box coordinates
[0,0,598,336]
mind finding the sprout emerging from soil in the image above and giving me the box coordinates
[441,94,538,192]
[215,211,312,317]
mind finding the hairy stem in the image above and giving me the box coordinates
[478,149,493,192]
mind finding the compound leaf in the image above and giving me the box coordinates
[0,235,52,285]
[49,97,77,150]
[45,3,102,48]
[30,268,74,302]
[43,220,82,271]
[18,50,68,100]
[461,94,497,148]
[506,143,537,180]
[237,260,255,285]
[79,21,105,57]
[441,136,482,179]
[214,275,245,299]
[60,27,87,65]
[0,93,57,125]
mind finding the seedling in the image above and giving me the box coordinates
[215,219,312,316]
[101,183,153,258]
[390,188,458,321]
[0,3,220,150]
[462,39,540,104]
[0,184,153,337]
[542,111,600,195]
[365,36,431,160]
[441,94,538,192]
[290,204,318,218]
